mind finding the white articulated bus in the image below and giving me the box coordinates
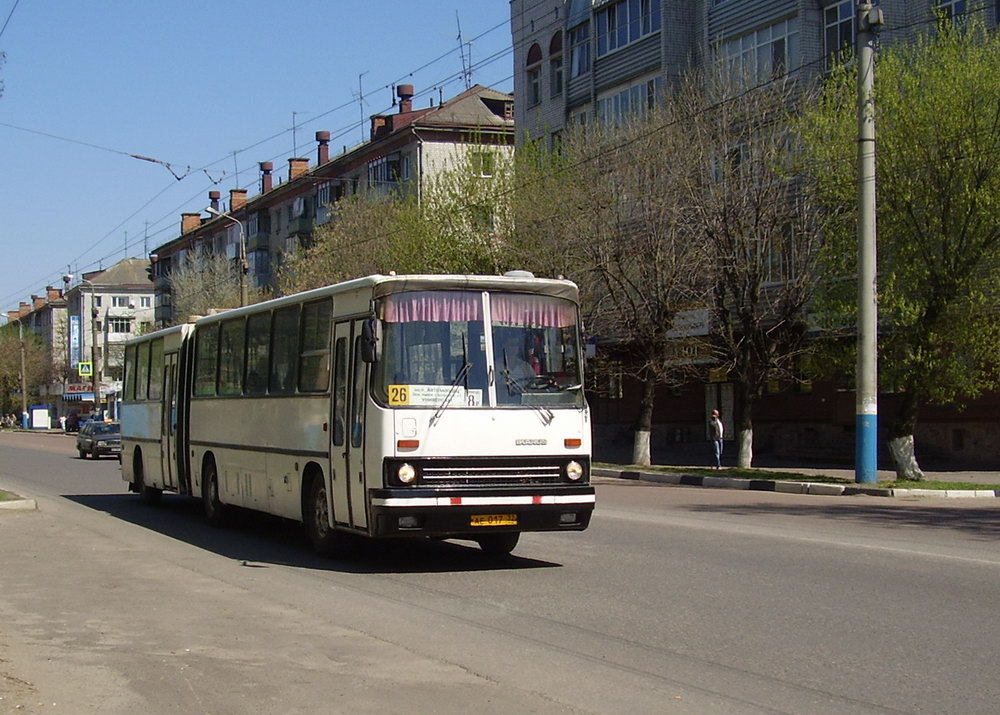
[120,272,594,556]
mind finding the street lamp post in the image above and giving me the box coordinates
[206,206,249,307]
[81,278,101,418]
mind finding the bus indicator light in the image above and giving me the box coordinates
[397,439,419,449]
[564,438,582,448]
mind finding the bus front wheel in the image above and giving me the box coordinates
[306,477,341,557]
[476,532,520,557]
[202,460,227,527]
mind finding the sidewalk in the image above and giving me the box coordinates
[592,465,1000,498]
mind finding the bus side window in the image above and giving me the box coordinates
[136,341,151,401]
[269,306,299,394]
[148,338,164,400]
[218,319,246,396]
[194,324,219,397]
[245,312,270,395]
[332,336,347,446]
[124,345,137,401]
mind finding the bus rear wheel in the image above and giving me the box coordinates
[134,457,161,504]
[202,460,227,527]
[306,477,341,557]
[476,532,520,557]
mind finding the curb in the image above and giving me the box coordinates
[594,468,1000,499]
[0,498,38,511]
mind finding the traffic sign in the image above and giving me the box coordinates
[78,362,93,377]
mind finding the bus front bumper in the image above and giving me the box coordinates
[368,486,595,538]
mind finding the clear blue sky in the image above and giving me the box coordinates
[0,0,514,317]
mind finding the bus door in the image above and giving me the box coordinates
[330,324,351,526]
[160,351,178,491]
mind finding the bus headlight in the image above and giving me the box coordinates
[566,460,584,482]
[397,463,417,484]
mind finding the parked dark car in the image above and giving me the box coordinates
[65,412,84,432]
[76,421,121,459]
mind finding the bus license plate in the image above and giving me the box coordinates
[470,514,517,527]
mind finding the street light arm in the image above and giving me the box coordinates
[204,206,249,307]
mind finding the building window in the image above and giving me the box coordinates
[368,154,402,192]
[569,23,591,78]
[597,75,664,126]
[526,42,542,106]
[721,17,799,86]
[824,1,854,68]
[936,0,967,20]
[108,318,131,334]
[93,296,102,308]
[112,296,129,307]
[549,32,563,98]
[249,249,271,277]
[596,0,661,58]
[140,296,151,308]
[469,151,496,177]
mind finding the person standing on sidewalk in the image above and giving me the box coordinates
[709,409,724,469]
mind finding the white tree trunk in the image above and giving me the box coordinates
[632,429,651,466]
[738,428,753,469]
[888,434,924,481]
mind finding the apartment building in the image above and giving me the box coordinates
[512,0,995,146]
[6,257,153,420]
[511,0,1000,466]
[150,84,515,327]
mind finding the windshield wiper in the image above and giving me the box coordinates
[431,335,471,425]
[500,366,554,425]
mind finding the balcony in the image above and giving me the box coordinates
[288,215,314,236]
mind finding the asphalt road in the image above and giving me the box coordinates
[1,431,998,714]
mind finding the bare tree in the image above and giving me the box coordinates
[684,73,825,468]
[168,252,266,325]
[514,112,713,466]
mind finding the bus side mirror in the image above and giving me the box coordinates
[361,318,381,363]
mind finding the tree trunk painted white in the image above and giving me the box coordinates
[888,434,924,481]
[738,428,753,469]
[632,429,651,466]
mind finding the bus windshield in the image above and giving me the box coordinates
[373,290,584,409]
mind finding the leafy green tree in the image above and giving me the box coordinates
[0,323,51,415]
[800,19,1000,479]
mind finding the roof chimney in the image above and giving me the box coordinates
[32,295,45,310]
[316,131,330,165]
[397,84,414,113]
[209,190,221,213]
[260,161,274,193]
[288,157,309,180]
[19,302,30,317]
[7,311,19,323]
[230,188,248,212]
[370,115,388,140]
[46,286,62,302]
[181,212,201,234]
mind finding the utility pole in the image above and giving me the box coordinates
[18,321,28,428]
[855,1,884,484]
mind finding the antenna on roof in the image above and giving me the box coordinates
[456,12,472,90]
[355,71,370,143]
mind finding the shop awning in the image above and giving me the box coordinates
[64,393,94,401]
